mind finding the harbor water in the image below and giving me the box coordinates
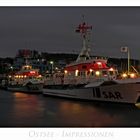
[0,89,140,127]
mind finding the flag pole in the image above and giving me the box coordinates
[127,48,130,75]
[121,46,130,75]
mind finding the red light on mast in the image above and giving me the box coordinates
[75,22,92,34]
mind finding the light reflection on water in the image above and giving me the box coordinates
[58,101,123,127]
[12,92,43,121]
[0,90,140,127]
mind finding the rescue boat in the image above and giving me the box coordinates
[7,64,44,93]
[43,20,140,104]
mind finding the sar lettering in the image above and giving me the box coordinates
[102,91,123,99]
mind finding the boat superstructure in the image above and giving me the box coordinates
[44,21,117,86]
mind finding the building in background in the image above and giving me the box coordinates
[1,49,140,76]
[13,49,48,74]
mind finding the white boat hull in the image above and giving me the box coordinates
[43,82,140,104]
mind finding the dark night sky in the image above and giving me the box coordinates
[0,7,140,59]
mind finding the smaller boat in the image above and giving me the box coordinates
[7,64,43,93]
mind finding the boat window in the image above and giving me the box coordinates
[81,71,86,76]
[87,71,90,75]
[102,71,108,75]
[91,71,94,76]
[46,74,50,78]
[68,73,72,76]
[78,71,80,76]
[109,71,114,75]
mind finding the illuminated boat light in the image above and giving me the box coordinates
[75,70,79,76]
[64,70,68,74]
[122,73,127,78]
[89,69,93,72]
[130,73,136,78]
[95,71,100,76]
[109,68,114,71]
[30,71,36,74]
[38,75,42,78]
[97,62,102,65]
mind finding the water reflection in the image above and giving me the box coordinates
[13,92,40,116]
[58,101,123,127]
[9,92,44,126]
[0,90,140,127]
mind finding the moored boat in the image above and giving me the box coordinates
[43,79,140,104]
[7,64,43,93]
[43,20,140,104]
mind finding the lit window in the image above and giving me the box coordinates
[75,70,79,76]
[64,70,68,74]
[95,71,100,76]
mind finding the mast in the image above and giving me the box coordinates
[75,17,92,62]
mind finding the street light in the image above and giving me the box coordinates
[50,61,54,74]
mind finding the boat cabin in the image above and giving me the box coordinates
[8,65,43,85]
[63,58,118,85]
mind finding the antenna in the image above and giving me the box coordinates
[75,16,92,62]
[82,14,85,23]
